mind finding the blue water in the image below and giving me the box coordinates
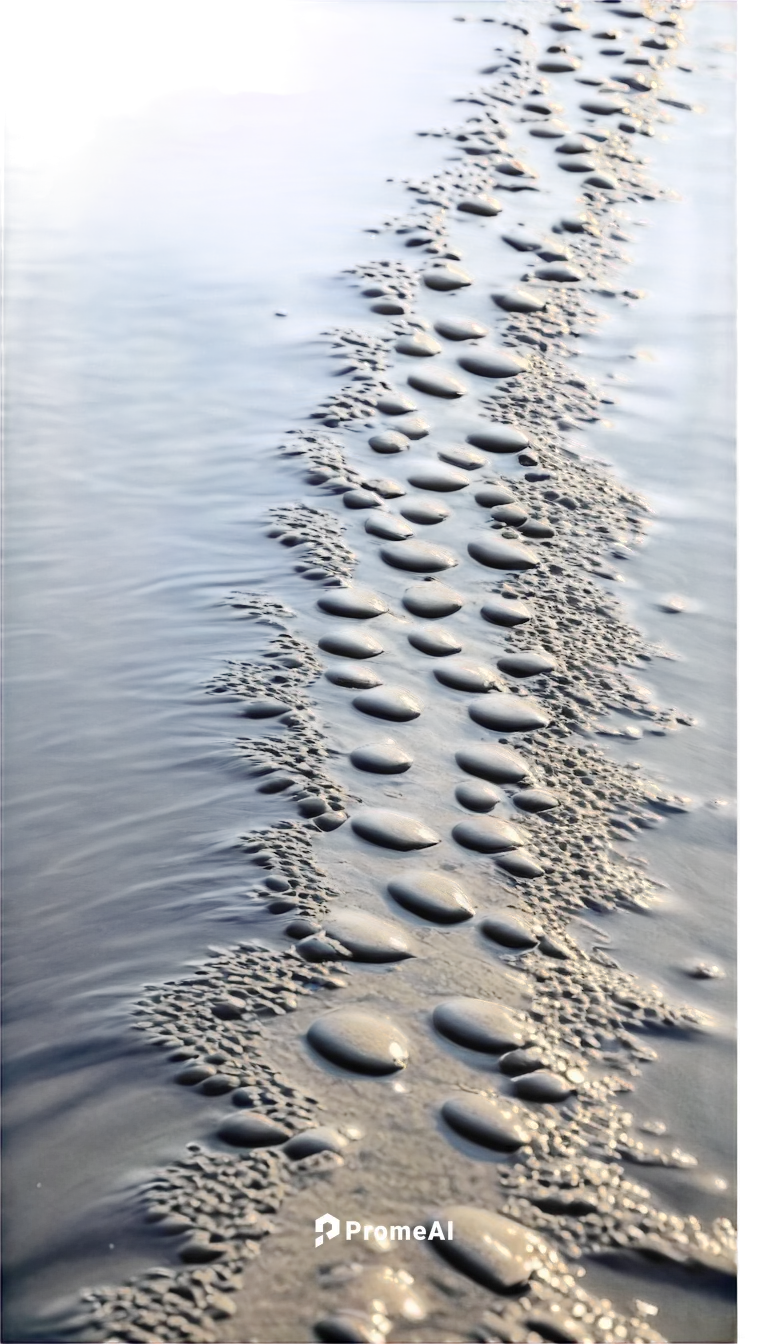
[3,5,737,1338]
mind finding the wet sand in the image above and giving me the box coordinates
[3,2,735,1342]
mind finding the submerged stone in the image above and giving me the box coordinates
[513,1071,574,1103]
[475,486,515,508]
[343,489,382,510]
[580,97,627,115]
[218,1115,291,1148]
[480,915,538,949]
[439,445,487,470]
[283,1127,348,1160]
[490,503,529,526]
[351,808,439,851]
[242,698,290,719]
[388,872,473,923]
[396,414,431,440]
[308,1008,409,1074]
[519,519,554,538]
[512,788,559,813]
[494,850,545,879]
[481,598,532,628]
[377,393,418,416]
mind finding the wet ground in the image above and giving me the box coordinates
[2,2,735,1341]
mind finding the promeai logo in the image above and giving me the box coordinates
[314,1214,453,1247]
[315,1213,340,1248]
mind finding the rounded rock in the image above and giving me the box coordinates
[353,687,421,722]
[519,519,555,539]
[343,490,382,510]
[480,915,538,950]
[377,393,417,416]
[319,630,385,659]
[325,910,413,963]
[580,97,627,115]
[396,414,431,440]
[497,652,555,678]
[513,1071,574,1103]
[457,194,503,216]
[475,486,514,508]
[242,698,290,719]
[407,464,469,493]
[350,741,414,775]
[218,1115,291,1148]
[380,539,458,573]
[467,427,529,453]
[458,351,527,380]
[326,664,383,689]
[395,333,442,357]
[468,695,549,733]
[512,788,559,814]
[442,1095,534,1152]
[490,503,529,526]
[535,263,583,283]
[402,581,463,619]
[433,998,529,1053]
[495,850,545,879]
[318,589,389,620]
[491,291,547,314]
[456,743,527,784]
[351,808,439,851]
[422,266,473,291]
[399,499,450,524]
[408,626,462,657]
[369,431,410,455]
[439,445,487,470]
[455,780,502,812]
[428,1206,544,1291]
[453,816,525,853]
[283,1127,349,1161]
[434,317,489,341]
[481,598,532,628]
[499,1049,546,1077]
[388,872,473,924]
[308,1008,409,1075]
[468,536,539,571]
[364,513,414,541]
[407,370,467,400]
[434,660,500,693]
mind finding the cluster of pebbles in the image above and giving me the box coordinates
[81,3,734,1342]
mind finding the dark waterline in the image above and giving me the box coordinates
[3,5,737,1338]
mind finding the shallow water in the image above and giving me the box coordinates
[3,2,735,1341]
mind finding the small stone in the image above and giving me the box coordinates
[442,1094,534,1152]
[512,788,559,813]
[468,694,549,732]
[453,817,525,853]
[434,317,489,341]
[491,290,547,314]
[455,744,527,784]
[422,266,473,291]
[497,652,555,677]
[455,780,502,812]
[494,850,544,879]
[433,998,530,1053]
[457,194,503,216]
[324,910,413,963]
[369,431,410,455]
[408,626,462,657]
[350,741,414,774]
[364,513,414,541]
[407,369,467,399]
[402,581,463,619]
[395,333,442,357]
[513,1071,574,1103]
[326,664,383,689]
[218,1115,291,1148]
[377,393,418,416]
[435,659,500,693]
[458,350,527,379]
[353,687,421,722]
[380,539,458,573]
[467,426,529,453]
[319,630,385,659]
[318,589,389,619]
[429,1206,544,1291]
[388,872,473,923]
[468,536,539,570]
[481,598,533,628]
[283,1128,348,1160]
[308,1008,409,1075]
[480,915,538,949]
[407,464,469,492]
[351,808,439,851]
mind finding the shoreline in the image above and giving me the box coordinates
[73,2,737,1344]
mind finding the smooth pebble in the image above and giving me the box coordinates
[429,1206,545,1292]
[380,539,458,573]
[433,997,529,1052]
[350,741,414,774]
[318,589,389,619]
[353,687,422,722]
[402,581,463,618]
[351,808,439,851]
[442,1095,534,1152]
[455,743,527,783]
[453,816,525,853]
[308,1008,409,1075]
[408,626,462,657]
[319,630,384,659]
